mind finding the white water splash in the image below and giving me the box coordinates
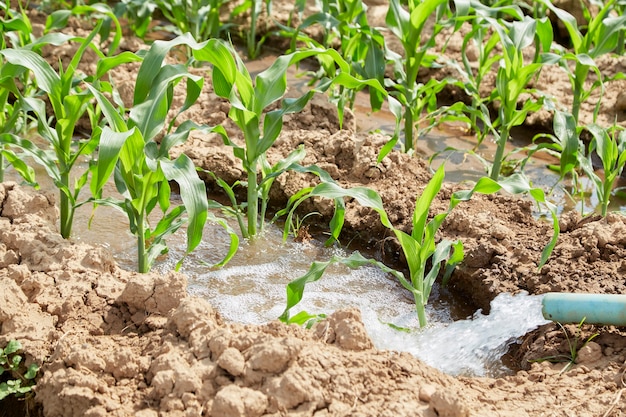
[363,292,549,377]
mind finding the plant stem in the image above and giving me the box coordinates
[490,125,510,180]
[137,212,148,273]
[59,172,72,239]
[248,0,260,59]
[404,108,414,152]
[415,294,428,328]
[247,168,258,238]
[404,53,419,152]
[413,271,428,327]
[572,62,588,124]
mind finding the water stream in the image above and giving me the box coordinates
[4,163,548,377]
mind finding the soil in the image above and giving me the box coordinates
[3,2,626,417]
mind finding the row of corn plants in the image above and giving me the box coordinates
[0,0,623,329]
[37,0,626,200]
[0,2,390,272]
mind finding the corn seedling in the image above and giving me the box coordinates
[288,211,320,241]
[580,123,626,217]
[231,0,269,59]
[86,35,226,273]
[0,5,133,238]
[540,0,626,124]
[533,110,581,185]
[445,2,525,146]
[0,1,37,183]
[281,0,387,116]
[188,37,389,239]
[112,0,157,40]
[280,165,560,328]
[485,14,552,180]
[154,0,231,43]
[381,0,452,155]
[529,318,599,374]
[0,340,39,401]
[522,109,587,213]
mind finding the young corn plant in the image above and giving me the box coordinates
[154,0,231,43]
[0,6,133,238]
[445,2,525,146]
[280,166,560,328]
[381,0,452,156]
[486,14,552,180]
[580,123,626,217]
[187,36,389,239]
[231,0,269,59]
[529,319,598,374]
[0,0,42,183]
[523,110,584,205]
[87,36,224,273]
[540,0,626,124]
[113,0,157,40]
[281,0,388,116]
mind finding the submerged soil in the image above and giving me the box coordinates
[3,3,626,417]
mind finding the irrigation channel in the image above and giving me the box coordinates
[7,84,624,379]
[3,160,549,378]
[5,53,626,382]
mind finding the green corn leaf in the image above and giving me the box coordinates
[0,146,37,187]
[552,110,579,179]
[92,127,135,197]
[205,212,240,268]
[543,1,583,52]
[394,229,424,290]
[86,84,127,131]
[259,92,315,156]
[423,239,462,302]
[591,15,626,57]
[0,133,61,184]
[45,9,71,31]
[160,154,209,269]
[279,251,408,323]
[510,16,536,51]
[254,54,292,113]
[408,0,448,47]
[450,174,558,268]
[308,182,392,229]
[412,165,445,242]
[0,49,61,96]
[130,64,203,140]
[386,0,410,45]
[96,51,143,80]
[442,240,464,286]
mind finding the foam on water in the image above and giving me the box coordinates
[173,228,549,377]
[363,292,549,377]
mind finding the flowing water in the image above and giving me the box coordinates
[4,160,549,377]
[157,224,550,378]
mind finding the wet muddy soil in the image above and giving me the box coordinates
[2,3,626,416]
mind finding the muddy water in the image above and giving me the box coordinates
[5,160,548,377]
